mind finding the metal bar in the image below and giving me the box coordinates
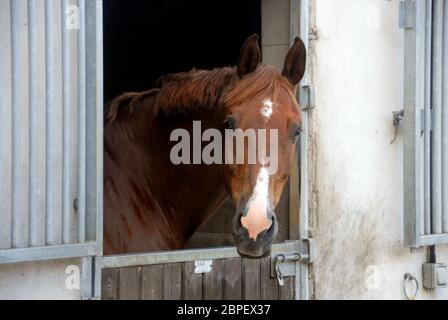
[399,0,415,29]
[415,0,426,238]
[99,241,300,269]
[289,0,301,241]
[85,0,102,243]
[68,0,80,244]
[93,256,102,299]
[442,0,448,233]
[62,0,72,244]
[77,0,87,243]
[423,0,433,235]
[61,0,80,244]
[298,0,309,240]
[81,257,93,300]
[11,0,30,248]
[298,0,310,301]
[0,0,13,250]
[431,0,443,234]
[417,234,448,246]
[0,242,98,265]
[403,0,425,245]
[45,0,63,245]
[95,0,104,254]
[28,0,47,247]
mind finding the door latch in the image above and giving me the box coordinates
[271,239,315,286]
[273,254,301,286]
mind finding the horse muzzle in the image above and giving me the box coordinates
[232,211,278,259]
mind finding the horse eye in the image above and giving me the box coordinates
[292,127,301,142]
[224,117,237,130]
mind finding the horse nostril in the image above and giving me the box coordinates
[269,216,274,228]
[267,215,277,231]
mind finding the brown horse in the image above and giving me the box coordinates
[104,34,306,258]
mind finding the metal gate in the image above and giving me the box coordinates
[96,240,314,300]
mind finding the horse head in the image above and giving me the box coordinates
[223,34,306,258]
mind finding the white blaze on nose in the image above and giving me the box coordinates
[260,98,274,120]
[241,168,272,240]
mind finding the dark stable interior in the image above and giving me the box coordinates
[103,0,261,103]
[102,0,290,248]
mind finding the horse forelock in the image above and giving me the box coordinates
[224,65,296,108]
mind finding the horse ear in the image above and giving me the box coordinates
[237,34,261,78]
[282,37,306,86]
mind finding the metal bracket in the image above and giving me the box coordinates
[270,239,315,286]
[300,84,315,110]
[399,0,415,29]
[391,109,404,143]
[194,260,213,274]
[422,262,448,289]
[393,109,404,127]
[420,109,434,134]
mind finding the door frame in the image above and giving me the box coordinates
[82,0,313,300]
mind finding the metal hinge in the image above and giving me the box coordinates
[271,239,315,286]
[300,84,314,110]
[420,109,425,133]
[399,0,415,29]
[420,109,434,133]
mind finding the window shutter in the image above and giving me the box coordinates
[0,0,103,264]
[402,0,448,247]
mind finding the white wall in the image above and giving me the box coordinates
[309,0,448,299]
[0,258,81,300]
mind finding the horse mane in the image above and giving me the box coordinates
[104,65,295,125]
[104,89,160,125]
[154,67,237,115]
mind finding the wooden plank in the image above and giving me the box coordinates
[163,263,182,300]
[242,258,261,300]
[260,257,279,300]
[203,259,223,300]
[223,258,242,300]
[182,261,202,300]
[101,268,119,300]
[279,277,295,300]
[141,264,163,300]
[118,267,140,300]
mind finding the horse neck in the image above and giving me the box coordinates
[108,100,229,248]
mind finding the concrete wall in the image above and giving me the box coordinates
[262,0,290,70]
[309,0,448,299]
[0,259,81,299]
